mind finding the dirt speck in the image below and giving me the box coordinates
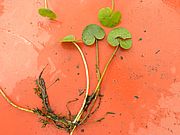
[81,129,84,133]
[155,50,160,54]
[76,65,80,69]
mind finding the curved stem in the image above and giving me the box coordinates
[70,42,90,135]
[80,46,119,124]
[0,88,34,113]
[45,0,48,8]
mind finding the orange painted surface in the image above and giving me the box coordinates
[0,0,180,135]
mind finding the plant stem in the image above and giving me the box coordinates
[112,0,115,11]
[0,88,34,113]
[95,40,101,81]
[45,0,48,8]
[79,40,102,124]
[94,45,119,94]
[79,45,119,124]
[70,42,90,135]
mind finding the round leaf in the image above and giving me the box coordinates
[98,7,121,28]
[107,27,132,49]
[60,35,79,43]
[82,24,105,45]
[39,8,57,20]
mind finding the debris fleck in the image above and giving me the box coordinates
[106,112,116,115]
[96,117,105,122]
[134,96,139,99]
[155,50,160,54]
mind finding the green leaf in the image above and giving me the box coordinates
[60,35,79,43]
[98,7,121,28]
[107,27,132,49]
[119,39,132,49]
[38,8,57,20]
[82,24,105,45]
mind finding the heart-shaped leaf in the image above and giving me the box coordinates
[39,8,57,20]
[107,27,132,49]
[82,24,105,45]
[98,7,121,28]
[60,35,80,43]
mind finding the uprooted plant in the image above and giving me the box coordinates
[0,0,133,135]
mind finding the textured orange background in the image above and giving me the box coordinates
[0,0,180,135]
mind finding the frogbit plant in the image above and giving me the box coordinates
[82,27,132,124]
[69,26,132,134]
[98,0,121,28]
[0,1,133,135]
[38,0,57,20]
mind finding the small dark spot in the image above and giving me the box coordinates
[120,56,123,60]
[81,129,84,133]
[30,22,33,25]
[145,125,148,128]
[77,73,80,75]
[106,112,116,115]
[155,50,160,54]
[113,79,116,83]
[144,30,146,32]
[141,54,144,57]
[139,38,143,41]
[96,117,105,122]
[55,52,58,55]
[99,94,104,97]
[3,42,6,45]
[119,113,122,116]
[134,96,139,99]
[140,0,143,2]
[76,65,80,69]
